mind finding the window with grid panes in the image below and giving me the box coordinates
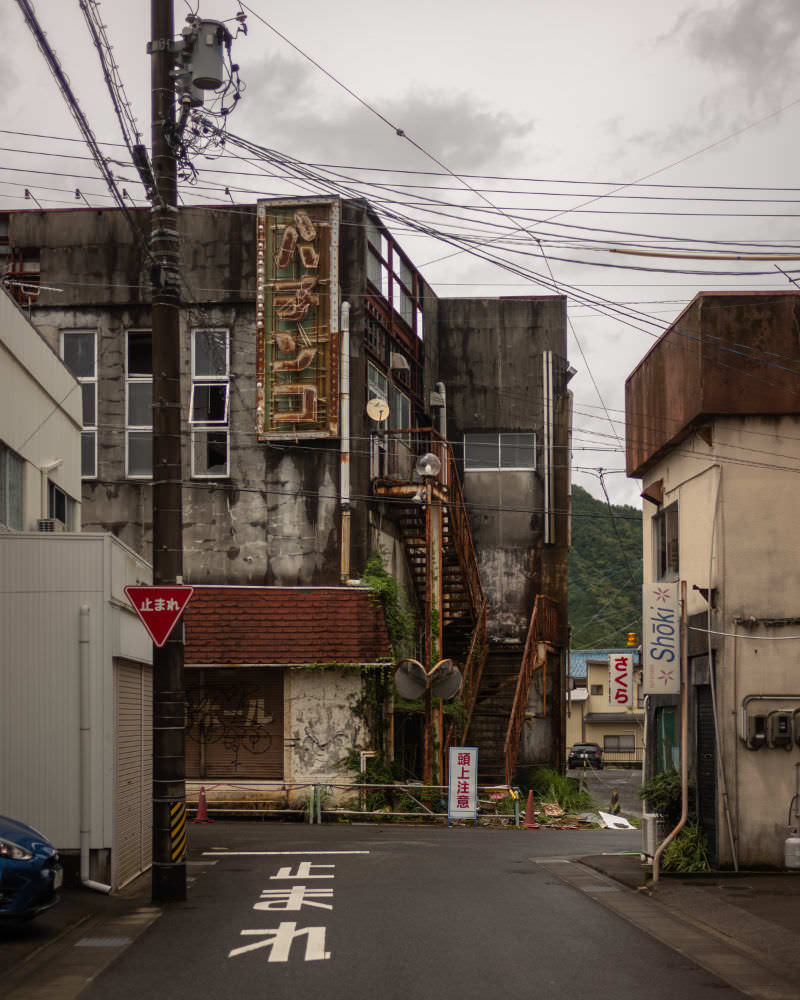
[126,331,152,477]
[190,329,230,478]
[61,330,97,478]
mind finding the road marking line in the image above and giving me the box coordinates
[203,850,370,856]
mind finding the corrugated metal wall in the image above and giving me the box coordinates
[0,534,151,855]
[114,660,152,888]
[185,668,283,779]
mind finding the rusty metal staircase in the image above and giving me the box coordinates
[466,596,559,785]
[371,428,487,743]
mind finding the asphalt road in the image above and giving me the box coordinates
[82,822,741,1000]
[567,764,644,816]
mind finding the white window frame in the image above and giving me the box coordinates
[654,502,679,581]
[125,330,152,479]
[0,440,24,530]
[48,480,74,530]
[191,328,230,479]
[463,432,537,472]
[367,362,388,405]
[60,330,98,479]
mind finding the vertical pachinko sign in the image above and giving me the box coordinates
[642,582,680,694]
[256,198,340,440]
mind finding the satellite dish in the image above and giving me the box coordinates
[429,658,463,701]
[415,452,441,479]
[394,658,427,699]
[366,396,390,422]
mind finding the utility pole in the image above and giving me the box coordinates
[150,0,186,903]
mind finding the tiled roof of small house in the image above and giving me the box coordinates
[184,586,392,665]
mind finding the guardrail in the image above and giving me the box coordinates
[565,748,644,768]
[186,781,522,824]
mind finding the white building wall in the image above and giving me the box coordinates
[0,290,82,530]
[642,417,800,866]
[0,533,150,853]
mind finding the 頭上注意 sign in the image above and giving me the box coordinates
[448,747,478,821]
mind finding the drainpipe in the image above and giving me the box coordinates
[652,581,689,886]
[79,605,111,894]
[340,301,351,583]
[435,381,447,441]
[40,458,63,520]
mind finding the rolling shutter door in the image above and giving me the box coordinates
[185,668,284,779]
[115,661,153,888]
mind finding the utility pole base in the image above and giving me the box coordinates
[152,863,187,903]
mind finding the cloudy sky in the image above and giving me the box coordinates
[5,0,800,506]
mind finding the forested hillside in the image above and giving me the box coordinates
[569,485,642,648]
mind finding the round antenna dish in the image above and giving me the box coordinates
[415,452,441,478]
[429,659,463,701]
[394,659,428,700]
[366,397,390,422]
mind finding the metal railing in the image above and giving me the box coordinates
[503,595,559,785]
[371,427,483,622]
[445,598,487,752]
[185,781,522,824]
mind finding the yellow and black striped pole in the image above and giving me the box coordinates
[170,801,187,864]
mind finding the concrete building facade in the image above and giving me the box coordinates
[626,291,800,867]
[4,197,571,789]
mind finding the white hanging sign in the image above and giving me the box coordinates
[608,653,634,707]
[642,582,681,694]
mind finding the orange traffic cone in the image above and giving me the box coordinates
[192,785,214,824]
[524,790,536,828]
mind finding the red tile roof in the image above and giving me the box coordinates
[184,586,392,665]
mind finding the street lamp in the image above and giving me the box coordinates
[414,451,443,784]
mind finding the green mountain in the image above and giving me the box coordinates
[569,485,642,648]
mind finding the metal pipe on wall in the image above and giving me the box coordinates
[79,605,111,894]
[706,465,738,870]
[652,581,689,886]
[340,301,351,583]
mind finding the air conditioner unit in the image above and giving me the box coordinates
[389,351,410,372]
[37,518,65,533]
[641,813,659,860]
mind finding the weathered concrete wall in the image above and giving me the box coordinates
[12,203,392,586]
[436,296,569,641]
[284,668,365,783]
[626,292,800,478]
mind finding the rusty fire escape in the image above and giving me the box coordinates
[371,428,488,755]
[372,428,561,788]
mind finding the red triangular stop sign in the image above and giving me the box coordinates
[124,585,195,648]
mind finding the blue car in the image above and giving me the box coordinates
[0,815,62,920]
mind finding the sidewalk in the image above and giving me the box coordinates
[574,853,800,999]
[0,876,159,1000]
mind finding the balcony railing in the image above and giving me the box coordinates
[371,427,483,622]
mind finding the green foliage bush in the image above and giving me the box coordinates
[661,823,710,873]
[638,770,695,827]
[362,552,415,659]
[522,766,596,813]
